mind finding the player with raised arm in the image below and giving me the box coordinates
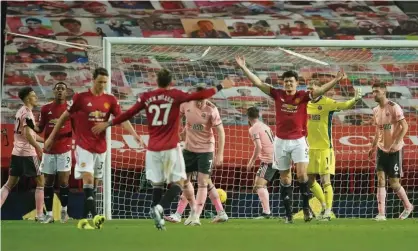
[26,82,73,224]
[165,88,228,225]
[246,107,276,219]
[306,80,362,221]
[368,83,414,221]
[0,87,45,221]
[92,69,232,230]
[44,68,143,230]
[235,55,345,223]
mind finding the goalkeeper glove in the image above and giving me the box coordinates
[25,117,35,130]
[354,88,362,101]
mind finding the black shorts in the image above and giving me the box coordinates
[9,155,41,177]
[256,162,277,182]
[183,149,213,175]
[376,148,402,178]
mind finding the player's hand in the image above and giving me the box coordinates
[25,118,35,130]
[246,160,255,170]
[92,122,109,135]
[215,153,224,166]
[388,143,398,153]
[368,147,375,160]
[335,71,347,81]
[354,88,362,101]
[44,138,52,152]
[235,55,246,68]
[135,135,146,149]
[36,146,43,160]
[221,77,234,89]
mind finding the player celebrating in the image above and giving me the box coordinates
[306,81,362,221]
[165,89,228,225]
[92,69,232,230]
[44,68,142,230]
[246,107,275,219]
[235,55,345,223]
[368,83,414,221]
[26,82,72,224]
[0,87,45,221]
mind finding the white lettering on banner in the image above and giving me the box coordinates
[409,136,418,146]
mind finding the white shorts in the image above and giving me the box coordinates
[146,144,187,184]
[74,146,106,180]
[273,136,309,171]
[40,151,72,175]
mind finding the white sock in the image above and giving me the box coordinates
[47,211,53,216]
[62,206,67,211]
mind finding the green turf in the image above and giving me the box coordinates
[2,219,417,251]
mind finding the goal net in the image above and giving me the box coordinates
[97,38,418,220]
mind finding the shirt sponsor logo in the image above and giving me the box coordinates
[104,102,110,110]
[281,104,298,113]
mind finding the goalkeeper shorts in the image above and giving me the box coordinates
[307,148,335,175]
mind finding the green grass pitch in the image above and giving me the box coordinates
[2,219,417,251]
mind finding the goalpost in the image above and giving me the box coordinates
[99,38,418,220]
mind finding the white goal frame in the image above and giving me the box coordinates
[102,37,418,220]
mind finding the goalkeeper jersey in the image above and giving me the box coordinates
[307,96,356,150]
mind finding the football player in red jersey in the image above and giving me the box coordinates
[26,82,72,224]
[44,68,143,230]
[236,55,345,223]
[92,69,233,230]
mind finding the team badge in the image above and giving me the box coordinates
[104,102,110,109]
[81,162,86,168]
[295,98,300,104]
[318,105,322,110]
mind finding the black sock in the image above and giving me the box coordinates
[59,185,69,208]
[160,183,182,209]
[152,185,164,207]
[280,183,292,217]
[83,184,96,218]
[299,181,309,209]
[44,185,54,212]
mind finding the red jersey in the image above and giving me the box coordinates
[68,90,121,154]
[270,89,312,140]
[112,88,217,151]
[39,101,72,154]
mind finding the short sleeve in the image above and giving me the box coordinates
[20,108,31,128]
[211,107,222,127]
[300,90,312,103]
[270,88,282,99]
[393,104,405,122]
[248,126,260,141]
[67,94,80,114]
[111,96,121,117]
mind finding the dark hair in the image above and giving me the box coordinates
[197,20,213,25]
[65,36,88,44]
[372,83,387,89]
[18,87,34,101]
[50,71,67,77]
[247,106,260,119]
[59,18,81,26]
[93,67,109,79]
[282,70,299,81]
[195,86,205,92]
[157,69,172,88]
[25,18,42,24]
[54,82,67,89]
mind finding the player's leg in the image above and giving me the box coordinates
[56,151,71,223]
[39,153,56,223]
[0,155,22,208]
[292,138,313,222]
[74,146,96,229]
[307,150,326,216]
[279,170,293,223]
[319,174,332,221]
[386,150,413,220]
[24,155,45,221]
[375,149,387,221]
[192,152,213,224]
[165,174,193,223]
[208,179,228,223]
[254,163,275,219]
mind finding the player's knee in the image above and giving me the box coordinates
[389,178,401,191]
[253,184,265,193]
[280,176,291,186]
[197,175,208,187]
[320,174,331,185]
[296,173,308,183]
[35,175,45,187]
[5,177,18,190]
[307,175,316,186]
[377,176,386,187]
[81,172,94,185]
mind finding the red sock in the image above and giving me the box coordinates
[0,185,11,208]
[208,186,224,213]
[35,187,44,217]
[395,186,412,208]
[377,187,386,216]
[195,186,207,216]
[257,187,270,214]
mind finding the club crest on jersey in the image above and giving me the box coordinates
[81,162,86,168]
[318,105,322,110]
[294,98,300,104]
[104,102,110,110]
